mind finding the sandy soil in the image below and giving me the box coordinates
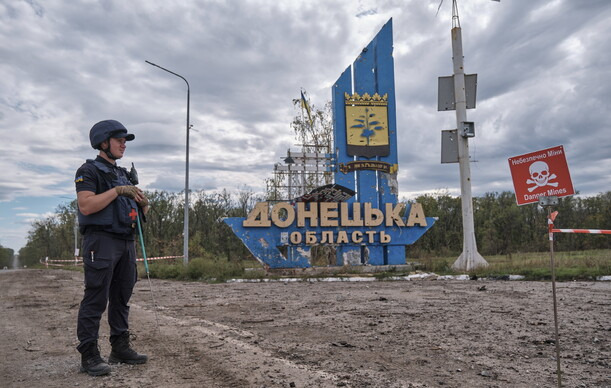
[0,269,609,388]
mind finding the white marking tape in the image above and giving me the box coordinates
[41,255,183,266]
[136,255,183,262]
[551,228,611,234]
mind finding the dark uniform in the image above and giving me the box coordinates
[75,156,140,352]
[76,119,148,376]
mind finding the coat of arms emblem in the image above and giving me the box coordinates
[345,92,389,158]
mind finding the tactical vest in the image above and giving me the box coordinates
[78,159,139,236]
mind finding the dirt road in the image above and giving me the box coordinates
[0,269,609,387]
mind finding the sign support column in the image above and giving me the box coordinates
[450,20,487,271]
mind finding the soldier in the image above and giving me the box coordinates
[75,120,149,376]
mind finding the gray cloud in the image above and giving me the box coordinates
[1,0,610,251]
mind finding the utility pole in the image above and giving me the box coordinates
[441,1,488,271]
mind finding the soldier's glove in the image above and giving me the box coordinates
[138,194,149,208]
[115,185,140,200]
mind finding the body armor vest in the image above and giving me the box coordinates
[78,159,138,236]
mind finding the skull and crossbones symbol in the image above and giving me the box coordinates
[527,161,558,192]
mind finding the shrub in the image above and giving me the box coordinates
[146,262,184,279]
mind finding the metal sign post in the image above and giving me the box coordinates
[541,197,562,388]
[510,147,575,388]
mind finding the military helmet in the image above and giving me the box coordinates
[89,120,135,150]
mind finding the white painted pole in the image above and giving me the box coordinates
[450,26,488,271]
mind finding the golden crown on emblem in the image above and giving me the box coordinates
[344,92,388,106]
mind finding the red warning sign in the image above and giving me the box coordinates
[508,145,575,206]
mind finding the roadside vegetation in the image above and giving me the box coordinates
[415,249,611,281]
[137,248,610,283]
[0,244,14,268]
[14,190,611,282]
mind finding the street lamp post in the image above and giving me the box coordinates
[145,60,191,266]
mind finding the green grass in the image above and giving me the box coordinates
[145,250,245,282]
[417,249,611,281]
[45,249,609,283]
[145,255,245,283]
[145,249,609,282]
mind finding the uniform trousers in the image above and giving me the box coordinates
[76,232,137,352]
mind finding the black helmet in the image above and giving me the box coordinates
[89,120,135,150]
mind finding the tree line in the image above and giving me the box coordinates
[410,190,611,258]
[0,244,14,268]
[16,189,258,267]
[16,190,610,267]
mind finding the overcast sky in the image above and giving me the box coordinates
[1,0,610,252]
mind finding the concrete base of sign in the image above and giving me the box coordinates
[452,250,488,272]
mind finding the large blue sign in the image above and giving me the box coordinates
[224,19,435,269]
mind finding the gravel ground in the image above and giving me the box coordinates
[0,269,609,387]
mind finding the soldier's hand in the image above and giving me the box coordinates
[137,193,149,208]
[115,185,141,200]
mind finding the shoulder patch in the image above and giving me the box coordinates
[75,176,84,183]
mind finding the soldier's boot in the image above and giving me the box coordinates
[79,341,111,376]
[108,331,148,365]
